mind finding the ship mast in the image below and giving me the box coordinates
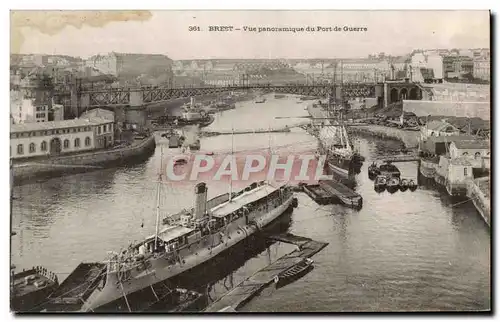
[154,146,164,251]
[229,127,234,202]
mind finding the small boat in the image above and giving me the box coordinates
[408,179,418,191]
[255,97,266,104]
[374,175,387,192]
[368,162,380,180]
[274,94,286,99]
[400,179,409,191]
[386,177,400,194]
[274,258,314,288]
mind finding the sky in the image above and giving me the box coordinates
[13,10,490,60]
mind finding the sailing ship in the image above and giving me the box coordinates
[315,62,363,188]
[74,141,297,312]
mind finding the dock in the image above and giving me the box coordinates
[204,233,328,312]
[201,126,292,137]
[376,154,420,163]
[319,180,363,209]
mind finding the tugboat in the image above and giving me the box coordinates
[368,162,380,180]
[386,177,400,194]
[273,258,314,289]
[374,175,387,193]
[408,179,418,192]
[400,179,409,192]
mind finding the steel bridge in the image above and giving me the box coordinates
[72,83,380,109]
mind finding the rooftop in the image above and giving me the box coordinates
[426,120,459,132]
[211,184,279,218]
[452,140,490,150]
[10,117,112,134]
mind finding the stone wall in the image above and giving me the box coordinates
[403,100,490,121]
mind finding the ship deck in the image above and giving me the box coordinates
[204,233,328,312]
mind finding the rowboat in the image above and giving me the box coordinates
[374,175,387,192]
[408,179,418,191]
[400,178,409,191]
[273,258,314,288]
[386,177,400,194]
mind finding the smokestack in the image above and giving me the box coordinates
[194,182,207,219]
[190,97,195,108]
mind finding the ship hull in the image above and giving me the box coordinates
[81,195,295,312]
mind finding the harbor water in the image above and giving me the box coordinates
[11,94,490,312]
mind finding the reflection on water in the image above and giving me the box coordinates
[11,94,490,312]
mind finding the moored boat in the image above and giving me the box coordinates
[72,178,296,312]
[400,179,409,191]
[368,162,380,180]
[273,258,314,288]
[408,179,418,191]
[374,175,387,192]
[386,177,400,193]
[255,97,266,104]
[11,266,60,312]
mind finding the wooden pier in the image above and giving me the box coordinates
[204,233,328,312]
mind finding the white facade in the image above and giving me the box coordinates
[10,117,114,159]
[53,104,64,121]
[10,96,49,124]
[449,142,490,160]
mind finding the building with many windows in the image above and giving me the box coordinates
[10,117,114,159]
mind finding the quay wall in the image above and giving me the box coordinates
[402,100,490,121]
[13,136,156,185]
[466,177,491,227]
[347,125,420,149]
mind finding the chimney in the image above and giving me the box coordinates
[194,182,207,219]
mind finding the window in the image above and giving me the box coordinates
[17,144,23,155]
[29,143,35,153]
[475,152,481,159]
[464,167,468,176]
[462,152,469,156]
[64,139,70,149]
[74,138,80,148]
[98,126,101,135]
[41,141,47,151]
[85,137,91,147]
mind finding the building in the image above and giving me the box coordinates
[10,95,49,124]
[410,53,443,82]
[86,52,172,78]
[80,108,115,122]
[443,56,474,78]
[10,117,114,159]
[449,140,490,160]
[52,104,64,121]
[473,58,490,81]
[421,120,460,140]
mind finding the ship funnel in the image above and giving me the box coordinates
[194,182,207,219]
